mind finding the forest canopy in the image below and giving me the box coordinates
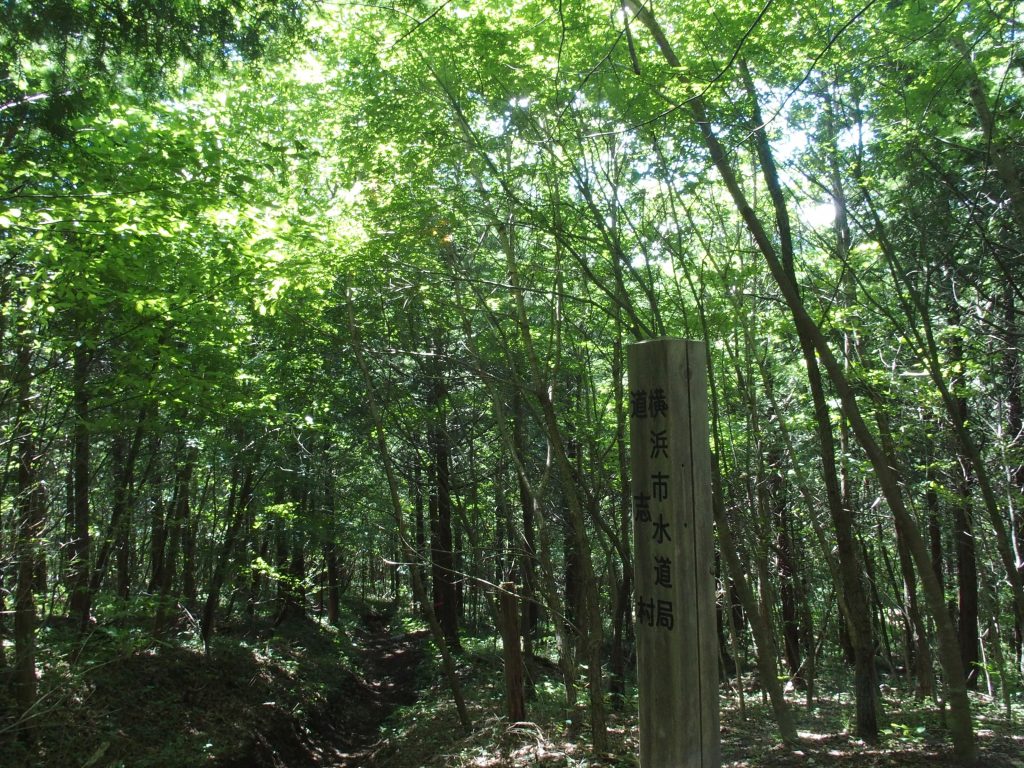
[1,0,1023,765]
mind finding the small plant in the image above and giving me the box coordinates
[400,615,428,633]
[881,721,926,744]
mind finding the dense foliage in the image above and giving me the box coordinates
[2,0,1023,764]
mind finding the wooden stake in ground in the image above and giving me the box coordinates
[498,582,526,723]
[628,338,719,768]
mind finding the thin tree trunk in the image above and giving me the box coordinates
[202,462,255,655]
[325,470,342,624]
[629,3,975,755]
[954,456,980,689]
[325,541,341,626]
[67,344,92,631]
[13,343,43,739]
[346,290,471,730]
[91,417,143,598]
[609,318,633,707]
[512,392,540,660]
[413,456,427,611]
[774,490,802,683]
[148,464,167,593]
[713,455,798,744]
[429,339,460,648]
[499,582,526,722]
[154,451,195,637]
[722,550,747,720]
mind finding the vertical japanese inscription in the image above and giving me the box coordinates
[628,339,720,768]
[630,387,675,634]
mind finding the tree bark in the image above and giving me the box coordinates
[427,331,460,648]
[499,582,526,723]
[202,461,255,655]
[954,456,980,689]
[609,320,633,707]
[91,412,145,600]
[67,344,92,631]
[512,392,540,660]
[713,455,798,744]
[13,342,43,739]
[325,475,342,627]
[154,450,195,636]
[431,411,460,648]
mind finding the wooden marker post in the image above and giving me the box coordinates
[628,338,719,768]
[498,582,526,723]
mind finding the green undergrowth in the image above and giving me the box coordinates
[368,631,638,768]
[365,629,1024,768]
[4,605,1023,768]
[0,597,387,768]
[717,683,1024,767]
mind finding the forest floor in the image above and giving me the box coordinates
[348,635,1024,768]
[2,603,1023,767]
[0,598,426,768]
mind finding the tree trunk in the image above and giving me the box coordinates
[954,456,980,689]
[286,537,306,620]
[148,465,168,593]
[13,343,43,739]
[325,540,341,626]
[499,583,526,722]
[713,456,798,744]
[347,292,471,730]
[413,456,427,611]
[428,332,460,649]
[154,451,195,636]
[91,417,142,599]
[201,462,255,655]
[774,487,802,682]
[608,564,630,708]
[561,501,582,652]
[431,421,460,648]
[626,4,975,756]
[609,321,633,707]
[67,344,92,630]
[512,392,540,660]
[927,467,945,597]
[948,322,981,690]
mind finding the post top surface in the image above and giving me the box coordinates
[627,337,704,351]
[626,339,692,346]
[628,337,700,345]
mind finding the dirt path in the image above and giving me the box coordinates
[327,616,428,767]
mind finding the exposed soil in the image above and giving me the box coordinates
[320,617,428,767]
[213,609,428,768]
[0,605,428,768]
[5,611,1021,768]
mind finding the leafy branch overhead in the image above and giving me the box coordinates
[1,0,1023,766]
